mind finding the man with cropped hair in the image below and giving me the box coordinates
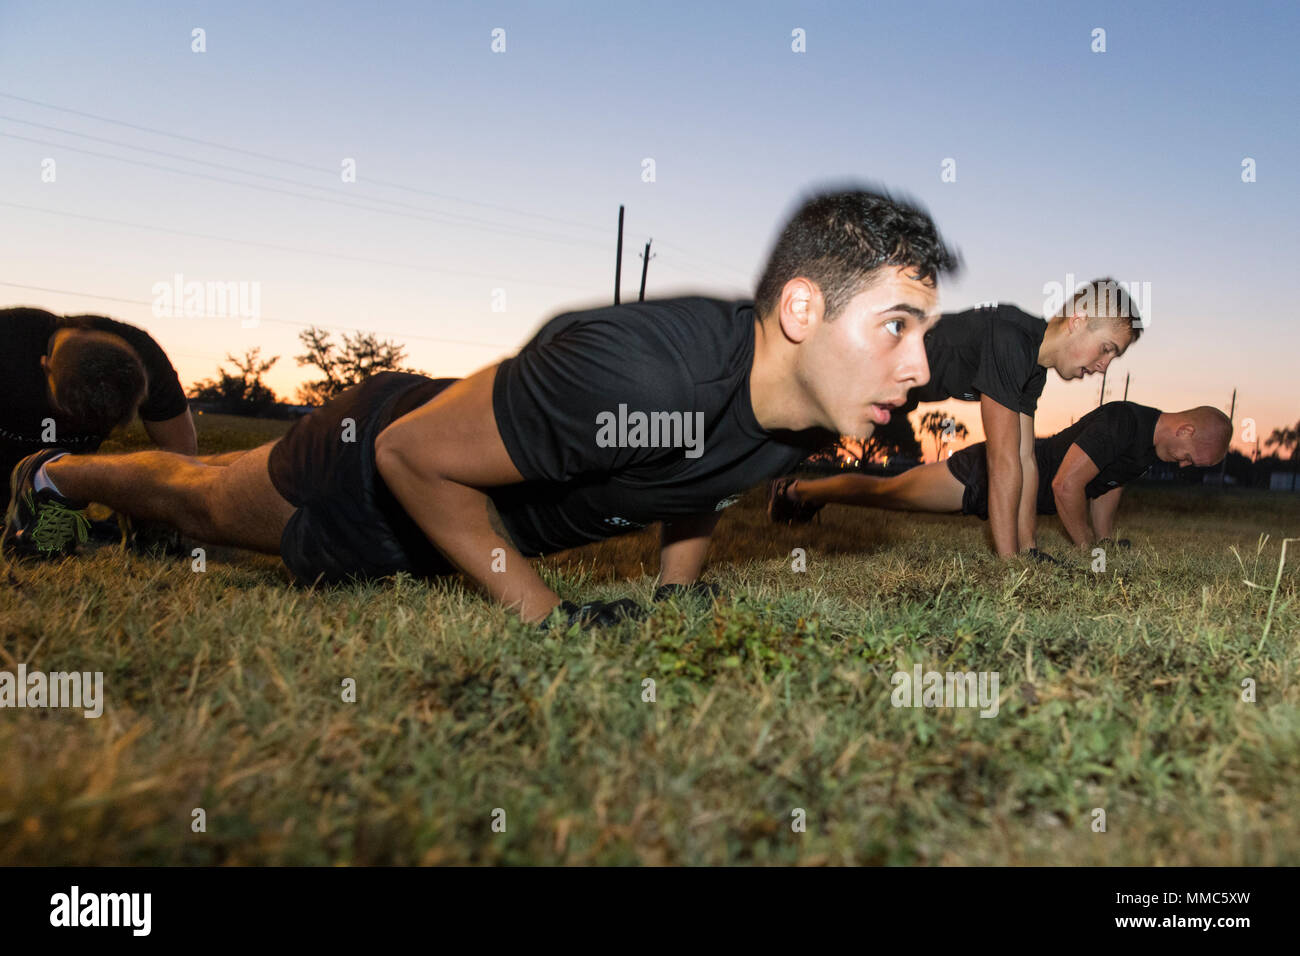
[770,277,1144,558]
[0,307,196,479]
[6,185,959,627]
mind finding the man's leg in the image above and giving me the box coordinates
[195,449,252,466]
[794,460,966,513]
[44,442,292,553]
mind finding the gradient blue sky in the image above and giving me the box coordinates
[1,0,1297,451]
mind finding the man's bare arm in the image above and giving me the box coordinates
[1016,412,1038,550]
[1051,443,1102,550]
[1089,485,1123,541]
[143,409,198,456]
[981,394,1023,557]
[374,365,561,623]
[659,512,722,585]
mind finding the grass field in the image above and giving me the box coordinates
[2,413,1298,865]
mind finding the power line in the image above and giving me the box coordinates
[0,90,758,284]
[0,113,635,253]
[0,200,593,291]
[0,90,613,235]
[5,126,754,290]
[0,130,617,252]
[0,281,514,350]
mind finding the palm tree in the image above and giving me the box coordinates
[1264,420,1300,491]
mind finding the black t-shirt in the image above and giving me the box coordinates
[912,303,1048,415]
[0,307,188,474]
[478,296,830,556]
[1033,401,1162,512]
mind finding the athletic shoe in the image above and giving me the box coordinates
[767,476,823,525]
[2,449,90,557]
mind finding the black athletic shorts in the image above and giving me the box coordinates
[267,372,459,585]
[944,444,990,520]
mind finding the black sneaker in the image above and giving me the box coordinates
[2,449,90,557]
[767,476,823,525]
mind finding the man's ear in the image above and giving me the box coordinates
[777,279,823,344]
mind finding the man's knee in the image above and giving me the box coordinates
[177,468,227,541]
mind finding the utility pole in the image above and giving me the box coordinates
[1098,367,1107,406]
[1219,388,1236,484]
[637,239,655,302]
[614,205,625,305]
[1123,372,1130,401]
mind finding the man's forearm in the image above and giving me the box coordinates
[379,455,560,622]
[659,514,719,585]
[1090,498,1120,540]
[659,533,712,585]
[143,411,198,457]
[987,455,1022,556]
[1017,456,1038,549]
[1053,485,1093,549]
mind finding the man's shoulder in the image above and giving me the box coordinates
[540,295,748,330]
[937,302,1042,341]
[993,303,1044,325]
[1121,402,1162,443]
[1072,403,1142,461]
[63,312,142,333]
[527,296,754,370]
[1,306,59,335]
[1103,401,1157,428]
[1076,401,1130,431]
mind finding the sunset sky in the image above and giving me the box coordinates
[1,1,1297,455]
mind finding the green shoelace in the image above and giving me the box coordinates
[25,491,91,552]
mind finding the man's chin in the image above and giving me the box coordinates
[854,421,877,440]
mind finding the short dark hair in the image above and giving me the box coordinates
[755,184,960,322]
[48,329,148,433]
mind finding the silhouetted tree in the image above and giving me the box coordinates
[920,410,969,462]
[860,412,924,464]
[188,348,279,416]
[1265,419,1299,491]
[295,327,423,405]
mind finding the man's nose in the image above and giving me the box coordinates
[908,342,931,388]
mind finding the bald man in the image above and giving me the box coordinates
[769,402,1232,554]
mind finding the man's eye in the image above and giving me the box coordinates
[885,319,904,337]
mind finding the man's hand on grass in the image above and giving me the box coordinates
[538,598,647,631]
[1025,547,1065,566]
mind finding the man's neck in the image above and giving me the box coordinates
[1037,316,1062,368]
[749,318,812,432]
